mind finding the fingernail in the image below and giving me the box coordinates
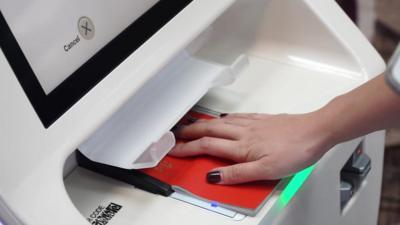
[207,171,221,184]
[220,113,229,118]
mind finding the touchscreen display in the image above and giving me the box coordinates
[0,0,159,94]
[0,0,191,127]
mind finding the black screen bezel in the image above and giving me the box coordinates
[0,0,192,128]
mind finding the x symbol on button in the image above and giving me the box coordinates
[81,21,92,36]
[78,17,95,40]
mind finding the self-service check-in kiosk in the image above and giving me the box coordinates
[0,0,386,225]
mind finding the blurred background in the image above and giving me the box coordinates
[336,0,400,224]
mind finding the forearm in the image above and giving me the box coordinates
[171,74,400,183]
[315,74,400,148]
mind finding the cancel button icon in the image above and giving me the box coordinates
[78,16,95,40]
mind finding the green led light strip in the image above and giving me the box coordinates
[279,165,315,207]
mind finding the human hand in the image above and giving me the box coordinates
[170,113,333,184]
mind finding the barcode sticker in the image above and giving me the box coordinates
[87,203,122,225]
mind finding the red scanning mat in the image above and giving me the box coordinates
[142,110,279,212]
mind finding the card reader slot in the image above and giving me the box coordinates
[340,140,371,211]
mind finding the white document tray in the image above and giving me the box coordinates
[79,52,248,169]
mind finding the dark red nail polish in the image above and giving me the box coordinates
[207,171,221,184]
[220,113,229,118]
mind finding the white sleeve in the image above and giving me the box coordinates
[386,43,400,95]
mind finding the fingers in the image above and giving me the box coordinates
[175,119,243,140]
[217,113,271,127]
[208,161,269,185]
[219,116,253,127]
[175,113,270,140]
[224,113,269,120]
[169,137,245,162]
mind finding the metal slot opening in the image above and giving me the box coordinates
[340,141,371,211]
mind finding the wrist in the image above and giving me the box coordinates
[307,99,344,155]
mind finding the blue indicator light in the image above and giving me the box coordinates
[210,201,219,207]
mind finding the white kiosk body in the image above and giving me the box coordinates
[0,0,386,225]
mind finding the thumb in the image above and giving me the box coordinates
[207,161,267,185]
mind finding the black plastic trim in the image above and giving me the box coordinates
[76,151,174,197]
